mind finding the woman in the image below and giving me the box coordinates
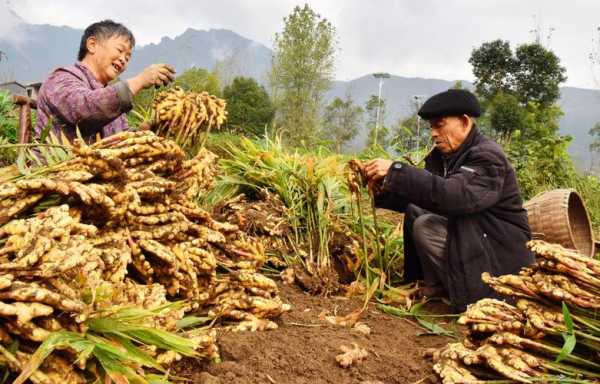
[35,20,175,142]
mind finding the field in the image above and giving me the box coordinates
[1,86,600,384]
[176,283,450,384]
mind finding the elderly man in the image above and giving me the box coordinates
[365,89,534,311]
[35,20,175,143]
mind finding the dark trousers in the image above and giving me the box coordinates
[404,204,449,288]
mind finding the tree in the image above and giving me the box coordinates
[486,92,528,140]
[322,93,363,153]
[589,122,600,170]
[173,67,221,95]
[390,97,428,153]
[469,40,566,140]
[452,80,464,90]
[469,40,566,108]
[469,40,515,102]
[390,114,430,154]
[222,76,275,137]
[269,4,337,146]
[590,123,600,153]
[513,43,567,107]
[365,95,389,148]
[0,90,17,142]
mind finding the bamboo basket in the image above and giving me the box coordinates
[524,189,595,257]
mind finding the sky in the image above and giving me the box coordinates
[3,0,600,89]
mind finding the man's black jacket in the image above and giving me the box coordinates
[375,128,534,311]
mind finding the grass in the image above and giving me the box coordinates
[202,135,405,299]
[214,137,351,277]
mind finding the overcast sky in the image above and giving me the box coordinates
[4,0,600,89]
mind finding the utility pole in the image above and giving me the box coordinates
[372,72,390,147]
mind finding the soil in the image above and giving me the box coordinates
[174,283,454,384]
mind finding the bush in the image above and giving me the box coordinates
[0,90,18,143]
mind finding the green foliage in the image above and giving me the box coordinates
[217,137,350,270]
[503,103,568,196]
[208,136,404,285]
[222,76,274,137]
[589,122,600,153]
[390,114,429,154]
[556,302,576,363]
[469,39,566,109]
[322,94,363,153]
[128,87,157,126]
[469,40,600,231]
[469,40,515,101]
[513,43,567,107]
[357,143,392,161]
[269,4,337,146]
[174,67,221,95]
[14,304,199,384]
[0,90,17,143]
[498,103,600,232]
[365,95,389,148]
[0,91,19,164]
[377,303,458,338]
[484,92,528,139]
[451,80,464,90]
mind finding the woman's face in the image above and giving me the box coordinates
[86,34,132,84]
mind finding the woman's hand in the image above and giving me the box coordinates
[364,159,393,183]
[127,64,176,95]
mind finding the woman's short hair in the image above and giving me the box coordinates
[78,20,135,61]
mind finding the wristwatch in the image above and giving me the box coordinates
[391,162,403,170]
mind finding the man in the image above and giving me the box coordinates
[35,20,176,143]
[365,89,534,312]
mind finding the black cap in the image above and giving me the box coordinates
[418,89,481,120]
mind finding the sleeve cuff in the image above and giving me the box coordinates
[382,161,404,190]
[114,80,134,112]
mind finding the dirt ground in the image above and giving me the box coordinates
[175,283,453,384]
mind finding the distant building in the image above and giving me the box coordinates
[0,81,41,100]
[25,82,41,100]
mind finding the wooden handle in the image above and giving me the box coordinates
[12,95,37,109]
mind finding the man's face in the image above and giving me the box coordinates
[428,115,471,154]
[88,34,132,84]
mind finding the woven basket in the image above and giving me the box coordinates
[524,189,595,257]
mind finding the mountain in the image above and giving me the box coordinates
[0,23,83,82]
[0,23,272,85]
[0,15,599,168]
[557,87,600,169]
[123,28,272,83]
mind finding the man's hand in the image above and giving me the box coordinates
[364,159,393,183]
[127,64,176,95]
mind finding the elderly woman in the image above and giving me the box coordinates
[35,20,175,142]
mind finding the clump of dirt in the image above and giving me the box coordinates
[291,264,341,295]
[175,283,452,384]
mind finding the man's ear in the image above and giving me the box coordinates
[86,36,98,55]
[460,114,472,129]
